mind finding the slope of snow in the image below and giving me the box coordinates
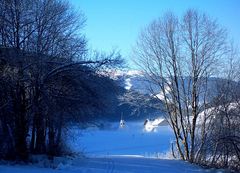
[111,70,158,94]
[0,156,227,173]
[0,122,228,173]
[125,78,132,90]
[112,70,144,78]
[155,85,171,102]
[144,118,167,132]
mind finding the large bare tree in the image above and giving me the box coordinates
[0,0,122,160]
[134,9,229,163]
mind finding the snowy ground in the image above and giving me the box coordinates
[0,122,228,173]
[69,122,174,157]
[0,156,227,173]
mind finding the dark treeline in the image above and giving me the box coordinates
[0,0,122,160]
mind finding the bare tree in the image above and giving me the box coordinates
[134,9,229,163]
[0,0,123,160]
[202,51,240,171]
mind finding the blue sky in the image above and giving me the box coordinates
[69,0,240,68]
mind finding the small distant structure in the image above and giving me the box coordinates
[144,118,168,132]
[119,115,125,128]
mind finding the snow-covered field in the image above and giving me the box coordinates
[69,122,174,157]
[0,156,227,173]
[0,122,228,173]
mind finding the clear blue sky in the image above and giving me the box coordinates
[69,0,240,68]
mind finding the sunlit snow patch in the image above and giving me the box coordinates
[125,78,132,90]
[144,118,167,132]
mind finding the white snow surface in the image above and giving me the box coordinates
[0,122,227,173]
[69,122,174,157]
[112,70,144,77]
[155,85,171,102]
[144,118,166,132]
[125,78,132,90]
[0,156,227,173]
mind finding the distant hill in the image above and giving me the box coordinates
[113,70,229,101]
[96,70,238,122]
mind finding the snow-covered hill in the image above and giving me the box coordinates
[112,70,155,94]
[113,70,227,103]
[101,70,237,121]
